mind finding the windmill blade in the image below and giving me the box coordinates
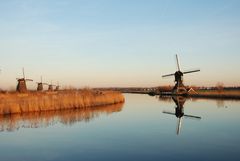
[43,83,49,85]
[176,54,181,71]
[25,79,33,81]
[163,111,175,115]
[176,97,181,109]
[22,68,25,79]
[37,82,47,85]
[183,114,201,119]
[162,73,175,78]
[176,117,182,135]
[183,69,200,74]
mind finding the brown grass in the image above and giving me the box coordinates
[0,90,125,115]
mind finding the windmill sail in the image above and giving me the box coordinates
[162,73,175,78]
[176,117,182,135]
[184,114,201,119]
[22,68,25,79]
[183,69,200,74]
[176,54,181,71]
[163,111,175,115]
[25,79,33,81]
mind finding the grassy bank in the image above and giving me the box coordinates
[0,90,125,115]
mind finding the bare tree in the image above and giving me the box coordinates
[216,82,224,93]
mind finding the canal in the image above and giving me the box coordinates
[0,94,240,161]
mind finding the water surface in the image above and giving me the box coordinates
[0,94,240,161]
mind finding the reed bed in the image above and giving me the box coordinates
[0,90,125,115]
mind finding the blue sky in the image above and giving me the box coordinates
[0,0,240,89]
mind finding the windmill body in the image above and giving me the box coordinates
[36,77,48,91]
[47,80,56,91]
[162,55,200,95]
[37,83,48,91]
[172,71,186,95]
[48,83,56,91]
[48,85,54,91]
[16,68,33,93]
[55,82,60,91]
[55,85,60,91]
[16,78,28,93]
[37,83,44,91]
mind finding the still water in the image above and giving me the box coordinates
[0,94,240,161]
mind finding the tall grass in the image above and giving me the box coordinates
[0,90,125,115]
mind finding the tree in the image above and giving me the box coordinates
[216,82,224,93]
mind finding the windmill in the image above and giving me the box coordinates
[16,68,33,93]
[48,81,56,91]
[55,82,60,91]
[162,54,200,95]
[36,76,48,91]
[163,96,201,135]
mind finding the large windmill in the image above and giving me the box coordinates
[16,68,33,93]
[163,96,201,135]
[162,54,200,95]
[36,76,48,91]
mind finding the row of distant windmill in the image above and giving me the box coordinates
[16,68,60,93]
[3,54,197,94]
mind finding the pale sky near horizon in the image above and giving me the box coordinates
[0,0,240,90]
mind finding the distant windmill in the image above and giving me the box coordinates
[162,54,200,95]
[36,76,48,91]
[55,82,60,91]
[163,96,201,135]
[16,68,33,93]
[48,81,56,91]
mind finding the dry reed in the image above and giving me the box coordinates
[0,90,125,115]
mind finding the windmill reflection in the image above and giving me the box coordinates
[162,96,201,135]
[0,103,124,132]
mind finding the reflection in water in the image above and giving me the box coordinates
[216,100,227,108]
[0,103,124,132]
[162,96,201,135]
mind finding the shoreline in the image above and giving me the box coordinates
[121,91,240,100]
[188,93,240,100]
[0,90,125,115]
